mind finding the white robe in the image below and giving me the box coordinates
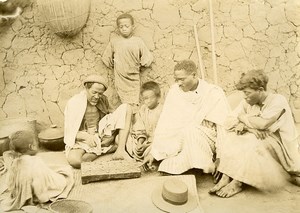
[151,79,230,174]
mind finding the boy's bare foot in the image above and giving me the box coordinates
[209,174,231,194]
[215,179,243,198]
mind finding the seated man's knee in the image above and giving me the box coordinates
[67,151,83,169]
[67,158,81,169]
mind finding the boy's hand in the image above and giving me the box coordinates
[142,154,156,171]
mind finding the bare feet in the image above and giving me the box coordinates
[209,174,231,194]
[215,180,243,198]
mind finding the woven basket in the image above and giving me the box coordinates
[49,199,93,213]
[37,0,91,37]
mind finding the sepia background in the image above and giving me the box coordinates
[1,0,300,213]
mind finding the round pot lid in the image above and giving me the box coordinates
[38,125,64,140]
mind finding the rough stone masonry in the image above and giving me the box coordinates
[0,0,299,130]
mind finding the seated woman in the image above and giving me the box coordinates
[210,70,300,198]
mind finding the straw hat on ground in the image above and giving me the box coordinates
[152,179,198,212]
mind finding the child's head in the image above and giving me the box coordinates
[141,81,161,110]
[116,13,134,38]
[10,130,37,155]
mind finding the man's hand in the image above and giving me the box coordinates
[77,131,96,147]
[101,135,115,147]
[85,134,97,147]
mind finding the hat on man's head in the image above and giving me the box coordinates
[83,74,108,91]
[152,179,198,212]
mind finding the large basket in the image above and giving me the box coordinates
[37,0,91,37]
[49,199,93,213]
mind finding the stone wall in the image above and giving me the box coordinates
[0,0,300,130]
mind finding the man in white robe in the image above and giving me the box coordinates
[144,60,230,174]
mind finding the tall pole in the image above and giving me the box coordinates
[208,0,218,84]
[193,24,205,80]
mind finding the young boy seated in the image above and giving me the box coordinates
[126,81,163,161]
[0,130,74,211]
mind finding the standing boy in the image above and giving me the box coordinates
[102,13,153,108]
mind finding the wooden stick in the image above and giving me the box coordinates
[193,24,205,80]
[208,0,218,84]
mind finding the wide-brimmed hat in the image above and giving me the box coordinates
[83,74,108,91]
[152,179,198,213]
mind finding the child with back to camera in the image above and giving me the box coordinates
[126,81,163,161]
[102,13,153,110]
[0,130,74,211]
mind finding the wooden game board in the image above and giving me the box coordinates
[81,160,142,184]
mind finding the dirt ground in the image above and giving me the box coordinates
[32,149,300,213]
[2,123,300,213]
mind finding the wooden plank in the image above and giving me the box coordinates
[81,160,141,184]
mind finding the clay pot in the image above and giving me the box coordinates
[0,136,9,156]
[38,125,65,151]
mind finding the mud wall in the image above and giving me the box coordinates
[0,0,299,129]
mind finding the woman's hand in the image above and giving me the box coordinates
[238,113,248,123]
[234,123,245,135]
[248,128,269,140]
